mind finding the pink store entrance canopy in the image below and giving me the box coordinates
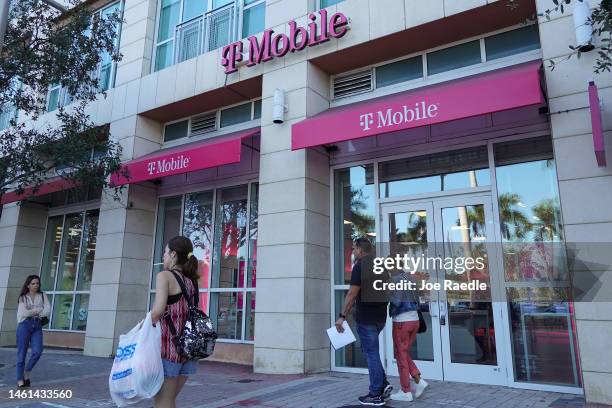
[1,178,77,205]
[291,61,544,150]
[110,127,260,186]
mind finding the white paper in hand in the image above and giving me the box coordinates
[327,321,356,350]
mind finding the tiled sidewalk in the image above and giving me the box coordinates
[0,348,606,408]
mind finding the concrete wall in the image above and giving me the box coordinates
[0,204,47,346]
[254,61,332,374]
[536,0,612,404]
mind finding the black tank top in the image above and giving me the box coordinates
[167,292,181,305]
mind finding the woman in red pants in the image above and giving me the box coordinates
[389,271,428,402]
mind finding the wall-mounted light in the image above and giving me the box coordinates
[273,88,287,124]
[574,1,595,52]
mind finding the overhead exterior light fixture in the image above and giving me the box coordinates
[272,88,287,124]
[573,1,595,52]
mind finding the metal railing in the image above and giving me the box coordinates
[174,2,238,65]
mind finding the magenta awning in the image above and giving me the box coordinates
[292,61,544,150]
[1,178,77,205]
[111,127,260,186]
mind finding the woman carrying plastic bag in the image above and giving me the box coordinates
[109,312,164,407]
[150,236,203,408]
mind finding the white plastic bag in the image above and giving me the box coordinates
[133,313,164,398]
[109,313,163,407]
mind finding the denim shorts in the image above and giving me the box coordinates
[161,358,198,378]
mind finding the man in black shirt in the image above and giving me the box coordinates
[335,238,391,406]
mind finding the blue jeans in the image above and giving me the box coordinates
[16,318,43,381]
[357,322,386,396]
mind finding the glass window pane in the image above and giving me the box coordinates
[152,196,182,289]
[57,214,84,291]
[212,186,248,289]
[427,40,482,75]
[183,0,207,21]
[242,2,265,38]
[213,0,233,8]
[507,288,580,386]
[98,62,113,92]
[486,25,540,61]
[247,184,258,288]
[386,211,434,361]
[253,100,261,120]
[321,0,343,7]
[376,56,423,88]
[155,41,174,71]
[495,137,566,283]
[198,290,209,314]
[210,292,242,340]
[158,0,181,42]
[76,210,99,291]
[220,103,252,128]
[40,216,64,291]
[51,294,73,330]
[496,161,566,282]
[71,294,90,331]
[334,290,367,368]
[379,146,490,198]
[164,120,189,142]
[440,205,496,365]
[334,165,376,285]
[183,191,214,291]
[47,88,60,112]
[245,292,255,340]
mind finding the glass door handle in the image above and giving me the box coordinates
[439,303,447,326]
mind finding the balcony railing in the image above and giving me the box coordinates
[174,2,238,65]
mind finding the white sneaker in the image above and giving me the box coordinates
[413,379,428,399]
[390,391,413,402]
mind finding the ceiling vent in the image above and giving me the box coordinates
[333,69,373,99]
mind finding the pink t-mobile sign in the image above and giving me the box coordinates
[221,10,349,74]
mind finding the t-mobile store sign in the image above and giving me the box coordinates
[221,10,349,74]
[291,61,545,150]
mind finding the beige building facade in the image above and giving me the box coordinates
[1,0,611,403]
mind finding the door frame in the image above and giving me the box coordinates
[380,192,509,386]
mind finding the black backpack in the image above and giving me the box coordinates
[165,270,217,360]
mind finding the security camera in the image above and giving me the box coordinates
[272,88,287,124]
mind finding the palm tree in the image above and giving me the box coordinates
[498,193,532,240]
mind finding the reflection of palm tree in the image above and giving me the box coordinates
[394,212,426,243]
[183,195,214,253]
[466,205,485,237]
[498,193,532,240]
[348,187,375,238]
[532,199,562,241]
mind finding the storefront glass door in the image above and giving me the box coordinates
[381,195,507,386]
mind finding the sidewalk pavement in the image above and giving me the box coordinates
[0,347,608,408]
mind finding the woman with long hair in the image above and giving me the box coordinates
[16,275,50,388]
[151,236,200,408]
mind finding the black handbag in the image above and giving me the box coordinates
[165,270,217,360]
[40,294,49,326]
[417,309,427,333]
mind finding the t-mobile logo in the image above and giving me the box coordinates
[359,113,374,131]
[359,101,440,131]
